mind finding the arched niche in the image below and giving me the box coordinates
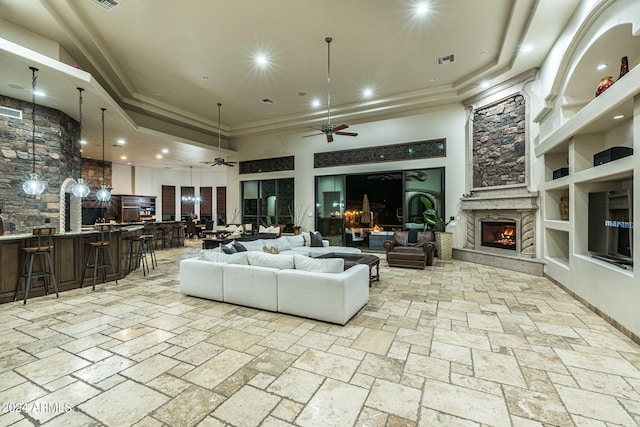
[561,23,640,118]
[59,178,83,233]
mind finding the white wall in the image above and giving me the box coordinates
[227,104,468,246]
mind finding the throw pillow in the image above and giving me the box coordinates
[263,245,279,254]
[221,246,235,254]
[293,254,344,273]
[301,232,311,247]
[393,232,408,246]
[408,230,418,244]
[310,231,324,247]
[233,241,247,252]
[259,225,268,233]
[247,252,294,269]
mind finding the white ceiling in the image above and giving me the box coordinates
[0,0,581,170]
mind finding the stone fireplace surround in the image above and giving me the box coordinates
[455,185,545,276]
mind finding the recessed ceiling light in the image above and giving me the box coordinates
[597,64,607,71]
[202,76,209,81]
[415,2,429,15]
[481,81,490,89]
[80,139,87,145]
[520,44,533,53]
[255,54,269,67]
[156,154,163,159]
[311,98,321,108]
[162,148,169,154]
[298,91,307,97]
[33,90,46,97]
[613,114,625,120]
[363,88,373,98]
[120,156,127,160]
[117,138,125,145]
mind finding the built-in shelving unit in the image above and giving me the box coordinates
[536,62,638,336]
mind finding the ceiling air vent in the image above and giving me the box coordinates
[91,0,119,11]
[0,106,22,119]
[437,54,455,65]
[260,98,275,105]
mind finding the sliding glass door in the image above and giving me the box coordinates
[315,175,345,246]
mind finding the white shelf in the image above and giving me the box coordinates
[536,65,640,156]
[571,156,634,184]
[543,177,570,190]
[544,220,570,232]
[545,256,570,270]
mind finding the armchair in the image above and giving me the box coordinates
[383,231,436,269]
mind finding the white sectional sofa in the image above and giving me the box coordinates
[180,250,369,325]
[231,234,361,257]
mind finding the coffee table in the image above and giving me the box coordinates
[317,252,380,285]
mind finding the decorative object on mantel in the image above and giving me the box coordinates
[71,87,90,198]
[595,76,615,97]
[95,108,112,203]
[22,66,46,196]
[619,56,629,79]
[560,195,569,221]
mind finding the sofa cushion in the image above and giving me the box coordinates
[247,252,295,269]
[293,254,344,273]
[301,232,311,246]
[274,236,292,251]
[239,239,265,252]
[201,250,249,264]
[285,234,305,248]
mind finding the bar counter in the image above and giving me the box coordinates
[0,225,147,304]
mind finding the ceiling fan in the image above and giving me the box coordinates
[201,102,236,167]
[306,37,358,143]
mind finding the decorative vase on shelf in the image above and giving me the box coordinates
[619,56,629,79]
[595,76,615,97]
[559,195,569,221]
[293,226,301,235]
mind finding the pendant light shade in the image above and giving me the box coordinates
[71,87,90,198]
[22,66,46,196]
[95,108,111,202]
[181,166,201,203]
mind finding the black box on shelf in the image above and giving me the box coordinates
[593,146,633,166]
[552,167,569,179]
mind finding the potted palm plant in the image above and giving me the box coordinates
[420,196,453,261]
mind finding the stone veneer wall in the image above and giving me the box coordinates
[81,158,113,190]
[472,94,526,187]
[0,94,81,233]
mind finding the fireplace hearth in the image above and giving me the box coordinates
[482,221,517,250]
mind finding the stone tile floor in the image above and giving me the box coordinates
[2,239,640,426]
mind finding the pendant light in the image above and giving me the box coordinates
[181,166,201,203]
[22,66,46,195]
[70,87,90,198]
[95,108,111,202]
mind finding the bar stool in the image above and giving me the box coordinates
[141,223,158,268]
[82,224,118,290]
[14,227,58,305]
[131,234,149,276]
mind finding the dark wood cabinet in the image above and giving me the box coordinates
[114,195,156,223]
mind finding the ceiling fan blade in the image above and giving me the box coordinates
[302,132,324,138]
[336,131,358,137]
[327,134,333,143]
[333,124,349,132]
[224,162,236,167]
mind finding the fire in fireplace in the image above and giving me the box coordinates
[481,221,517,250]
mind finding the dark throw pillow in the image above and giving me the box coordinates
[408,230,418,244]
[233,241,247,252]
[310,231,324,247]
[221,246,234,254]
